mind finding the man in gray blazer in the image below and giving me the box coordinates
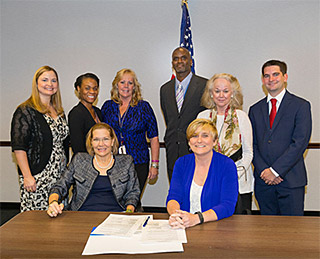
[160,47,207,181]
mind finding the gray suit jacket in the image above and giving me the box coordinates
[50,153,140,211]
[160,74,207,179]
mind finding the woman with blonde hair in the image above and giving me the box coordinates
[167,119,238,229]
[101,69,159,197]
[47,123,140,216]
[197,73,254,214]
[11,66,69,211]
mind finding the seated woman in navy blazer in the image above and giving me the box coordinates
[46,123,140,217]
[167,119,238,229]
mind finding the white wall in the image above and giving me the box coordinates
[1,0,319,209]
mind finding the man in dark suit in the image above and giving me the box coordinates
[249,60,312,216]
[160,47,207,181]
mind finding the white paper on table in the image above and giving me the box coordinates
[82,234,184,255]
[140,219,187,243]
[91,214,152,237]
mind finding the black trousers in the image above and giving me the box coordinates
[134,163,149,197]
[234,192,253,215]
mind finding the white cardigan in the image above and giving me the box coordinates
[197,109,254,194]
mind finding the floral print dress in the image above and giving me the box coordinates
[19,114,69,211]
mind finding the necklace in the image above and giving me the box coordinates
[94,155,113,169]
[118,104,130,145]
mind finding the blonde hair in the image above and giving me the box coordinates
[201,73,243,110]
[21,66,64,115]
[110,68,142,106]
[86,123,119,156]
[186,118,218,141]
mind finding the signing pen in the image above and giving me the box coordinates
[143,216,150,227]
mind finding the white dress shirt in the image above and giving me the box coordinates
[267,88,286,177]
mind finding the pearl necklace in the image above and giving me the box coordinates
[94,155,113,169]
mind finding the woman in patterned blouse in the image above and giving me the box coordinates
[101,68,159,197]
[10,66,69,212]
[197,73,254,214]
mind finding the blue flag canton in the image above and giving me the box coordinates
[180,1,195,73]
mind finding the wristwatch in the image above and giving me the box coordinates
[151,162,159,169]
[194,211,204,224]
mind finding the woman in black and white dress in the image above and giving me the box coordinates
[11,66,69,211]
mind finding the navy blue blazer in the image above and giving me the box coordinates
[248,91,312,188]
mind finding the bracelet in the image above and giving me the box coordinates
[152,160,159,162]
[49,200,59,205]
[151,163,159,169]
[194,211,204,224]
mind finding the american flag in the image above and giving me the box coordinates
[180,0,195,73]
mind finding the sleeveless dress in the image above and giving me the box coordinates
[19,114,69,211]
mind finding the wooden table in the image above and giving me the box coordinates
[0,211,319,258]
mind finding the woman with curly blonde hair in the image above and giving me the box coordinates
[197,73,254,214]
[101,69,159,199]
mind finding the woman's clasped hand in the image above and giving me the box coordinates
[169,210,201,229]
[47,200,64,218]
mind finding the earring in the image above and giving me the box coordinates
[210,95,213,98]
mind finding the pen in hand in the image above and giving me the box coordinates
[143,216,150,227]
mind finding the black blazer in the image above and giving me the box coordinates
[160,74,207,175]
[68,102,102,154]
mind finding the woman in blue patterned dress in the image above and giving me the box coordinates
[101,68,159,196]
[11,66,69,212]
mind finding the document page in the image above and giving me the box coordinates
[82,215,186,255]
[91,214,152,237]
[141,219,187,243]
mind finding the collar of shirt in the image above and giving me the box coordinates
[175,72,193,97]
[267,88,286,113]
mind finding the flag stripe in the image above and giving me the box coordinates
[180,0,195,73]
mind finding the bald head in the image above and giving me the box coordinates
[172,47,191,59]
[171,47,192,81]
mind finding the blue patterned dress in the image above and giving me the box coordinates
[101,100,158,191]
[101,100,158,164]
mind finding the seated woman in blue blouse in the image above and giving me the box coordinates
[46,123,140,217]
[101,69,159,196]
[167,119,238,229]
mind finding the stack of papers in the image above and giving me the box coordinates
[82,214,187,255]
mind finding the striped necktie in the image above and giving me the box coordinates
[176,84,184,112]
